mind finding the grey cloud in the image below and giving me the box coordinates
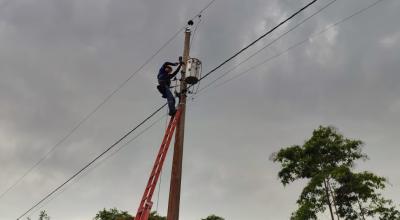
[0,0,399,219]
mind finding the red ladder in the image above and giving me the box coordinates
[134,108,182,220]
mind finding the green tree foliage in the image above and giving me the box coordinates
[273,126,400,220]
[93,209,168,220]
[201,214,225,220]
[332,167,400,220]
[148,211,166,220]
[93,208,223,220]
[38,210,50,220]
[26,210,50,220]
[94,208,133,220]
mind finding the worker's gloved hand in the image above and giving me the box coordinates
[179,56,184,65]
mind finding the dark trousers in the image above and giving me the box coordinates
[157,80,176,114]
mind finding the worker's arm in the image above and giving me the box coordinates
[169,63,182,79]
[163,62,178,67]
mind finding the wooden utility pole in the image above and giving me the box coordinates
[167,23,192,220]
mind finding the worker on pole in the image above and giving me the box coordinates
[157,56,183,116]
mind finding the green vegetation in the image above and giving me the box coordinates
[273,126,400,220]
[27,209,223,220]
[201,214,225,220]
[26,210,50,220]
[28,126,400,220]
[94,208,132,220]
[93,208,223,220]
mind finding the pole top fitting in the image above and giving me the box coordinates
[185,20,193,32]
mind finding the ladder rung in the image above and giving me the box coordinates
[135,109,181,219]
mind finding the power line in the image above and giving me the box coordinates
[190,15,202,51]
[28,113,168,218]
[197,0,338,94]
[199,0,389,96]
[17,0,392,218]
[16,104,167,220]
[198,0,217,15]
[16,1,317,218]
[26,0,389,213]
[197,0,318,82]
[0,0,218,202]
[155,111,169,213]
[189,15,204,96]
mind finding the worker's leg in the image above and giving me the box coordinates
[157,84,167,98]
[165,88,176,115]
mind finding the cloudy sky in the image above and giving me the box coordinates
[0,0,399,219]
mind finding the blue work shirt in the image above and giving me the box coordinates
[157,62,181,83]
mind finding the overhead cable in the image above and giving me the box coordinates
[197,0,338,93]
[1,0,218,202]
[198,0,318,82]
[200,0,389,95]
[16,1,318,218]
[27,113,168,218]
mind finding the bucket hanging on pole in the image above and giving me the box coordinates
[185,58,202,85]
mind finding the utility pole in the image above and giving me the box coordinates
[167,21,192,220]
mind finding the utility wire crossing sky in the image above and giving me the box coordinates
[0,0,398,219]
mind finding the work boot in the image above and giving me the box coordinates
[169,109,177,117]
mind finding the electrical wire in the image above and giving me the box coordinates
[19,0,389,213]
[198,0,389,96]
[0,22,178,203]
[187,0,319,96]
[197,0,318,83]
[16,103,166,220]
[0,0,218,203]
[19,0,392,218]
[155,148,163,212]
[155,110,169,212]
[196,0,338,94]
[28,114,168,218]
[190,15,202,51]
[188,14,204,96]
[198,0,217,15]
[16,1,318,218]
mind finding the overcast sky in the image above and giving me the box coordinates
[0,0,399,219]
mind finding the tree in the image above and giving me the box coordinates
[148,211,166,220]
[332,167,400,220]
[94,208,224,220]
[94,208,133,220]
[26,211,50,220]
[201,214,225,220]
[38,211,50,220]
[273,126,400,220]
[94,209,169,220]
